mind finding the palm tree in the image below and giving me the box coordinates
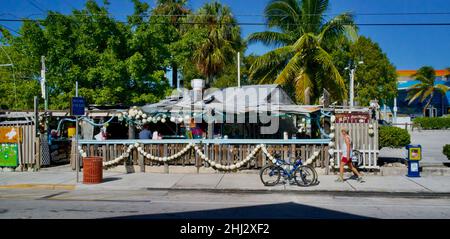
[191,1,242,86]
[248,0,357,103]
[407,66,449,116]
[152,0,190,88]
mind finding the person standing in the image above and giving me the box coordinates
[335,127,364,183]
[139,124,151,139]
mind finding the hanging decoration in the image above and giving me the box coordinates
[77,142,322,170]
[328,114,336,166]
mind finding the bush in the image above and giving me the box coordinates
[379,126,411,149]
[443,145,450,160]
[413,117,450,129]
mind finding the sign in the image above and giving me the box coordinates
[71,97,85,116]
[409,147,421,161]
[0,127,22,143]
[335,112,370,123]
[0,143,19,167]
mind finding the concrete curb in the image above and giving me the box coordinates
[0,184,75,190]
[69,184,450,198]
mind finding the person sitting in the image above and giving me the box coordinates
[139,124,151,139]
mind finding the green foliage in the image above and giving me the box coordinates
[0,0,174,110]
[332,36,398,106]
[188,1,243,86]
[443,144,450,160]
[379,126,411,149]
[248,0,357,103]
[413,117,450,129]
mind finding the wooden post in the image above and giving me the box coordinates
[164,144,169,173]
[36,136,41,170]
[138,149,145,173]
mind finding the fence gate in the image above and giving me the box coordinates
[0,112,39,170]
[331,111,379,170]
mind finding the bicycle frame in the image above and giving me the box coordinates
[270,158,303,179]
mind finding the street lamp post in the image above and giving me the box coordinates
[345,61,364,108]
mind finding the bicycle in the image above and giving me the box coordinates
[259,155,318,187]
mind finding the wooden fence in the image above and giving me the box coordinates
[76,139,332,174]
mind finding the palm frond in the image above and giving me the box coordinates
[318,12,357,44]
[265,0,302,32]
[247,31,293,47]
[275,51,303,86]
[406,89,424,104]
[249,45,294,83]
[294,69,313,103]
[315,46,347,100]
[435,84,450,93]
[301,0,329,33]
[420,87,434,102]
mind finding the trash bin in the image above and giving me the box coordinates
[83,156,103,184]
[406,145,422,177]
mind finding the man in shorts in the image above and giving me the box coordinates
[336,127,364,183]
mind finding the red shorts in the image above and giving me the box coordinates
[341,156,350,164]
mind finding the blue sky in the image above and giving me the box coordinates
[1,0,450,70]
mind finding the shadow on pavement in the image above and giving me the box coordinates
[107,202,372,219]
[101,177,122,183]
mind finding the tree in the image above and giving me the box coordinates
[407,66,449,116]
[189,1,243,86]
[152,0,190,88]
[247,0,357,103]
[333,36,398,106]
[0,0,173,110]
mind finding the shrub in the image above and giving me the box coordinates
[379,126,411,149]
[444,145,450,160]
[413,117,450,129]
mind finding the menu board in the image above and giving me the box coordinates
[0,143,19,167]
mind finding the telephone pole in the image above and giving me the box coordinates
[41,56,48,111]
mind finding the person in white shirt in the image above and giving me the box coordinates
[139,124,151,139]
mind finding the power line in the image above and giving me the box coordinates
[26,0,47,14]
[0,24,22,36]
[1,18,450,27]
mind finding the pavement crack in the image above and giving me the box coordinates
[214,174,225,189]
[38,191,69,200]
[404,178,433,192]
[346,181,357,191]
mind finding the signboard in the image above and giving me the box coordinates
[409,147,421,161]
[0,127,22,143]
[0,143,19,167]
[71,97,85,116]
[335,112,370,123]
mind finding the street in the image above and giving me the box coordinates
[1,189,450,219]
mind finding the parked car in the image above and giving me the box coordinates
[378,119,392,126]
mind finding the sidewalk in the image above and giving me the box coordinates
[2,170,450,197]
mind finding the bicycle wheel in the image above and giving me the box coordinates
[294,165,317,186]
[260,165,282,186]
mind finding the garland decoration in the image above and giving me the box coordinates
[77,143,322,170]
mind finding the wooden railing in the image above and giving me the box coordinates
[76,139,332,174]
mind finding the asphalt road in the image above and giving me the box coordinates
[1,189,450,219]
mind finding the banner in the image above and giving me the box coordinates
[0,127,22,143]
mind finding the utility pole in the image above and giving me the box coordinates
[75,81,79,182]
[345,61,364,108]
[237,52,241,88]
[41,56,48,111]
